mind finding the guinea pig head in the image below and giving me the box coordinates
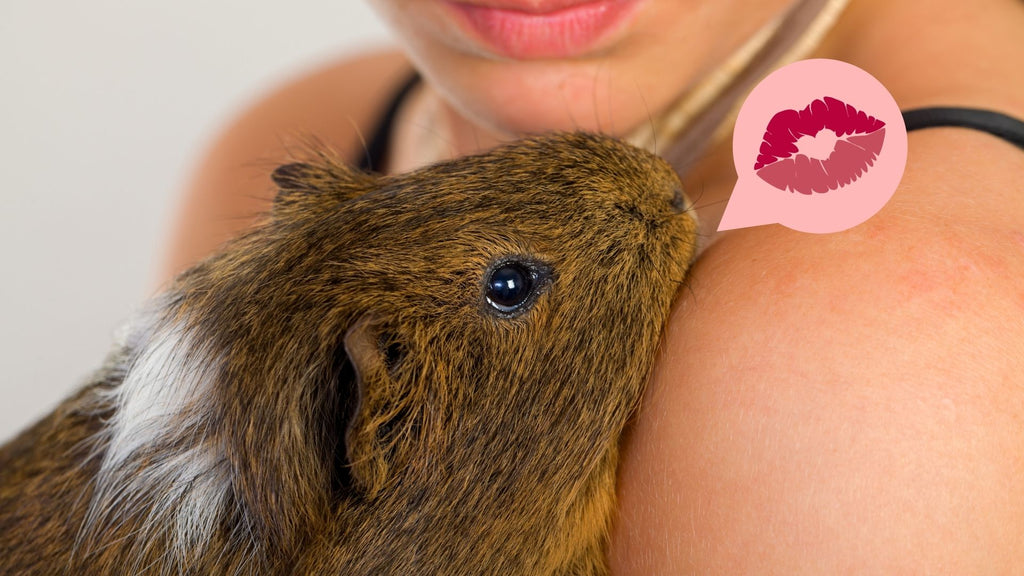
[298,132,697,571]
[82,132,697,573]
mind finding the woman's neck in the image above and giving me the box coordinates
[388,82,509,174]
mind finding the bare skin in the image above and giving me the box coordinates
[164,0,1024,571]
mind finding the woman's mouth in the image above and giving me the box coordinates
[443,0,645,59]
[754,96,886,195]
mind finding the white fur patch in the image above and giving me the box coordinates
[82,308,233,569]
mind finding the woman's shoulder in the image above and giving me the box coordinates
[613,132,1024,573]
[612,124,1024,573]
[160,49,412,281]
[611,0,1024,572]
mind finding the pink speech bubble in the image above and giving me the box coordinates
[718,59,908,233]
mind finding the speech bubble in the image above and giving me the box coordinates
[718,58,907,233]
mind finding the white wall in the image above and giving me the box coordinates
[0,1,394,439]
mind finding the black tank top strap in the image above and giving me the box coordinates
[357,72,421,173]
[357,86,1024,171]
[902,107,1024,150]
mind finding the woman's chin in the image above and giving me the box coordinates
[424,57,663,141]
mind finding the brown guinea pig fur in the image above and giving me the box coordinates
[0,132,697,575]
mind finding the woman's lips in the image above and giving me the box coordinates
[444,0,643,59]
[754,96,886,195]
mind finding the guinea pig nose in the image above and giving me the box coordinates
[669,185,687,213]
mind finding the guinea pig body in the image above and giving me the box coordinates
[0,132,697,575]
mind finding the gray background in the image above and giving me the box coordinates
[0,1,394,439]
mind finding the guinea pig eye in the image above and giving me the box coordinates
[484,259,551,317]
[487,264,531,309]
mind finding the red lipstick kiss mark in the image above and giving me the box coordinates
[754,96,885,195]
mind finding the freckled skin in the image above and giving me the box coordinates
[0,132,697,575]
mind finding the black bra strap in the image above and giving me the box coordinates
[357,73,421,172]
[358,92,1024,171]
[902,107,1024,150]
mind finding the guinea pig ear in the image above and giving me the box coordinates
[342,314,411,499]
[271,162,320,191]
[271,160,377,212]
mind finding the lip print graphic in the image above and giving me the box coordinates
[718,59,907,234]
[753,96,886,195]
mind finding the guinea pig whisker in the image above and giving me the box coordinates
[346,116,372,173]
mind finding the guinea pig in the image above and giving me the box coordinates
[0,131,697,575]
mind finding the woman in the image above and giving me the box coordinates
[164,0,1024,571]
